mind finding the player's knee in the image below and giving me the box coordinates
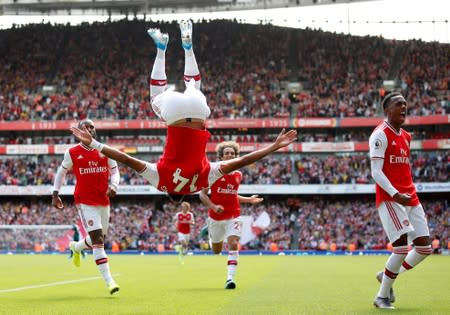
[89,230,104,245]
[228,237,239,250]
[413,236,431,247]
[392,233,408,247]
[212,244,222,254]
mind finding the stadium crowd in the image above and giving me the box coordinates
[295,151,449,184]
[0,20,448,122]
[0,151,447,186]
[0,197,448,253]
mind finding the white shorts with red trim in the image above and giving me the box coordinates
[208,217,242,244]
[77,203,110,234]
[151,84,210,125]
[378,201,429,243]
[178,232,190,242]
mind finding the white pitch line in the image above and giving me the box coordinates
[0,274,120,294]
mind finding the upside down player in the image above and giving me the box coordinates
[174,202,195,261]
[70,20,297,202]
[369,92,432,309]
[200,141,263,289]
[52,119,120,295]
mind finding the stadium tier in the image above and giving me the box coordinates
[0,20,448,121]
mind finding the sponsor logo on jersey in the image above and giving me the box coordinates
[79,166,108,174]
[389,155,410,164]
[79,160,108,175]
[77,155,84,159]
[217,184,238,194]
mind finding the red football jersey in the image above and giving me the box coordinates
[69,145,110,206]
[369,121,419,207]
[208,171,242,221]
[156,126,211,194]
[176,211,194,234]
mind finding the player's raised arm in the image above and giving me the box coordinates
[238,195,263,204]
[70,126,147,173]
[52,149,73,209]
[219,128,297,175]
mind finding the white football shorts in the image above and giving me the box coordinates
[378,201,429,243]
[151,81,210,125]
[77,203,110,234]
[178,232,190,242]
[208,217,242,244]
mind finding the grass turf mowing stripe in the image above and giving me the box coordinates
[0,274,120,294]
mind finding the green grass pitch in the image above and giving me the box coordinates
[0,254,448,314]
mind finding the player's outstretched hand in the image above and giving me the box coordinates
[250,195,264,204]
[213,205,224,214]
[70,126,92,146]
[274,129,297,149]
[107,187,117,198]
[52,195,64,209]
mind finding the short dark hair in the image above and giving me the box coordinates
[381,92,404,110]
[78,119,94,128]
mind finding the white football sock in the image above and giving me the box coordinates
[150,52,167,99]
[227,250,239,281]
[399,245,432,273]
[377,246,408,298]
[184,49,201,90]
[93,244,114,285]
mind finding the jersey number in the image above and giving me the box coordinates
[172,168,199,192]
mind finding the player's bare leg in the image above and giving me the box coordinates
[176,238,189,265]
[211,242,223,255]
[179,20,201,90]
[181,239,189,255]
[225,235,239,289]
[176,243,185,264]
